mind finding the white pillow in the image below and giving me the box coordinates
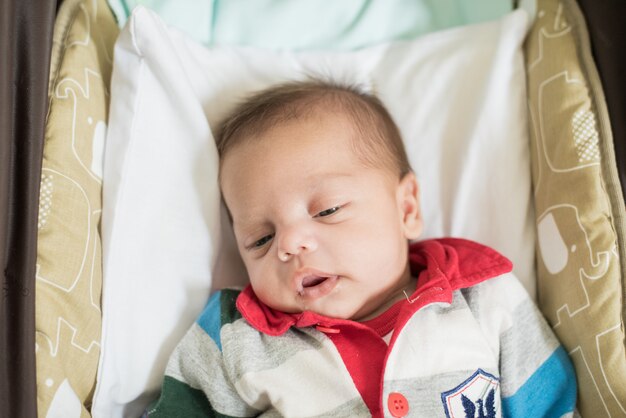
[94,7,533,417]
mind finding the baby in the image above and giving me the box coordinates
[147,81,577,417]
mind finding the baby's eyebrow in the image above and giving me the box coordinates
[306,171,353,181]
[232,216,270,238]
[232,218,258,232]
[304,171,355,190]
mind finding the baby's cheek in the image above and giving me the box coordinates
[253,283,280,308]
[248,271,270,297]
[331,229,372,260]
[350,219,403,249]
[352,224,407,271]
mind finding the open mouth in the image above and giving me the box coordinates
[294,270,339,299]
[302,276,328,288]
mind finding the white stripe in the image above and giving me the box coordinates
[385,305,498,380]
[473,273,528,313]
[465,273,528,346]
[235,335,361,416]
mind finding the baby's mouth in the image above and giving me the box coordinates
[294,270,339,299]
[302,276,328,288]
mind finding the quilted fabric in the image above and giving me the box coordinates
[36,0,118,416]
[525,0,626,415]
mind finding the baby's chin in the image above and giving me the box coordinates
[265,300,360,321]
[299,302,365,321]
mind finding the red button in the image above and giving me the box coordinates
[315,325,340,334]
[387,392,409,417]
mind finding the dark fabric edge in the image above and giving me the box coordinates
[576,0,626,205]
[0,0,58,417]
[567,0,626,338]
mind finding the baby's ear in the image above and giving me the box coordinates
[397,172,423,240]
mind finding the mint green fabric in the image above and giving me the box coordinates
[107,0,513,49]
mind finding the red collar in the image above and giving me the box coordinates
[236,238,512,336]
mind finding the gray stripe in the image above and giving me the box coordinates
[499,297,559,396]
[167,324,260,416]
[222,319,325,382]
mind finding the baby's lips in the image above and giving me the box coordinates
[292,267,335,293]
[298,275,340,300]
[301,275,328,288]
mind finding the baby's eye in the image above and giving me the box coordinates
[253,234,274,248]
[315,206,340,218]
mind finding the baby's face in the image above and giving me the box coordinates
[220,114,422,320]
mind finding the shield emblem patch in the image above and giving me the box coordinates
[440,369,500,418]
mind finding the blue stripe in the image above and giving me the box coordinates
[502,346,576,418]
[196,291,223,351]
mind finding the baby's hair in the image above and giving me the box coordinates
[215,79,412,178]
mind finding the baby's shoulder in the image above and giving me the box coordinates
[195,288,244,337]
[458,272,532,315]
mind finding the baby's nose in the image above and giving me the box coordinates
[276,226,318,261]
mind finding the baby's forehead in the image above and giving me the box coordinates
[255,100,358,137]
[218,85,409,178]
[226,126,400,193]
[222,108,348,155]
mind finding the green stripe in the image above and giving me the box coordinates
[220,289,243,326]
[148,376,240,418]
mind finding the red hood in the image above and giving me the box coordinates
[236,238,513,336]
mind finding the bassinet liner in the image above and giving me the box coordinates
[525,0,626,415]
[0,0,57,417]
[20,0,626,417]
[35,0,118,417]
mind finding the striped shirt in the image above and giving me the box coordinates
[147,238,577,417]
